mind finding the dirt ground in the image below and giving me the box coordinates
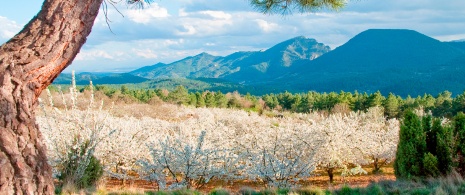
[103,166,396,193]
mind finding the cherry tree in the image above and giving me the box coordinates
[36,83,399,189]
[359,107,399,173]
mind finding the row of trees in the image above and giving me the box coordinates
[81,84,465,118]
[395,111,465,179]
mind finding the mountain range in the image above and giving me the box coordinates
[55,29,465,97]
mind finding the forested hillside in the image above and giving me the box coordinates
[55,29,465,97]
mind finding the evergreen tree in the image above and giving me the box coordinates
[394,110,426,179]
[297,93,315,113]
[214,91,228,108]
[291,93,302,112]
[279,91,295,110]
[168,86,189,105]
[205,92,216,108]
[433,118,453,175]
[195,92,205,107]
[384,93,399,118]
[120,85,129,95]
[353,92,368,112]
[368,91,384,108]
[263,94,279,110]
[188,93,197,106]
[423,114,434,154]
[453,112,465,175]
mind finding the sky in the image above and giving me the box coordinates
[1,0,465,73]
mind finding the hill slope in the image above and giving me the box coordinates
[129,36,331,81]
[269,29,465,96]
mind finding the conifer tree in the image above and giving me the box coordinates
[394,110,426,178]
[454,112,465,175]
[433,118,453,175]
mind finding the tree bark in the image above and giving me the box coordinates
[0,0,103,194]
[327,168,334,183]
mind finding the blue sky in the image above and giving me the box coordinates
[1,0,464,72]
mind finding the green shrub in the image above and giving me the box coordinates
[334,185,361,195]
[458,183,465,194]
[365,184,385,195]
[57,139,104,191]
[423,152,440,177]
[239,187,260,195]
[294,187,326,195]
[257,189,276,195]
[209,188,230,195]
[409,188,431,195]
[171,189,201,195]
[276,188,290,195]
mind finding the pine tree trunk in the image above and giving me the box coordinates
[0,0,103,194]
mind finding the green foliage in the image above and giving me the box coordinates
[249,0,346,14]
[57,139,104,191]
[195,92,205,107]
[434,119,453,175]
[205,92,216,107]
[239,187,261,195]
[275,188,289,195]
[334,185,361,195]
[394,110,426,179]
[214,91,228,108]
[293,188,326,195]
[423,115,435,155]
[168,86,190,105]
[171,189,202,195]
[209,188,230,195]
[409,188,431,195]
[422,152,440,177]
[365,184,385,195]
[395,111,458,179]
[257,189,276,195]
[454,112,465,155]
[453,112,465,175]
[368,91,384,108]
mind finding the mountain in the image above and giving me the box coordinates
[130,53,224,79]
[270,29,465,96]
[223,36,330,83]
[129,36,331,81]
[55,29,465,97]
[447,41,465,51]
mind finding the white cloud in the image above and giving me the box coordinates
[75,50,114,61]
[162,39,185,47]
[0,16,21,41]
[434,34,465,42]
[178,8,188,17]
[255,19,279,33]
[126,4,170,24]
[199,10,232,20]
[133,48,158,59]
